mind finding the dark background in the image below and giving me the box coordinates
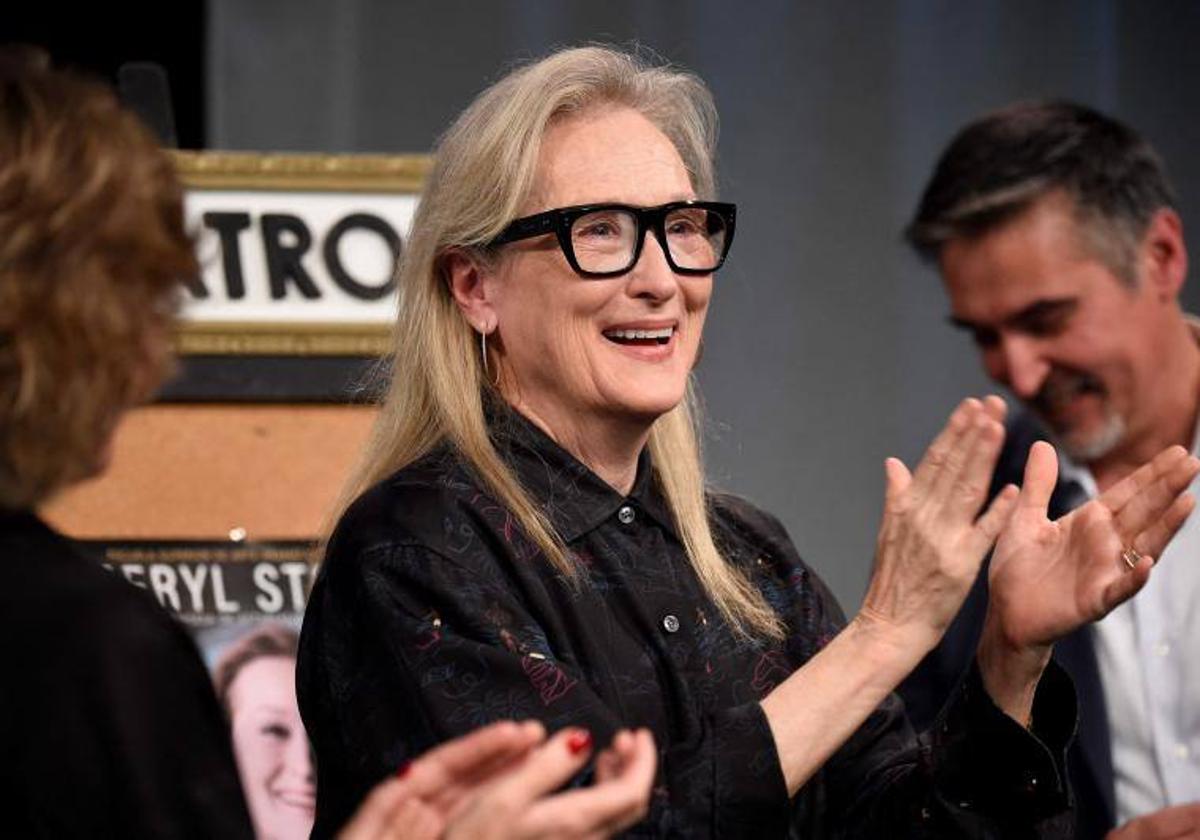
[4,5,206,148]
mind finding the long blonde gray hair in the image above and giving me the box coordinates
[340,46,783,640]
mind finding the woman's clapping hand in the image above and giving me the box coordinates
[858,396,1017,659]
[988,441,1197,646]
[338,721,657,840]
[978,440,1198,720]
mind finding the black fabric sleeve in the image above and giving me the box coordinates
[814,658,1075,838]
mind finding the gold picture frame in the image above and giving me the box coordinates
[171,150,431,193]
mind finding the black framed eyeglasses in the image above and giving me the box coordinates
[488,201,736,279]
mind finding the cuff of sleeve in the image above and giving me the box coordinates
[928,658,1076,820]
[710,701,792,838]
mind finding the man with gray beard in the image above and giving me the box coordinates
[900,101,1200,839]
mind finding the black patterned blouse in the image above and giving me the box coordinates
[297,407,1076,838]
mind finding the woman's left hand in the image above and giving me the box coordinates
[337,720,546,840]
[337,722,657,840]
[979,441,1199,721]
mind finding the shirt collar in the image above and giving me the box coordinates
[487,403,678,543]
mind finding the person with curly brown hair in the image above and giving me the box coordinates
[0,46,255,837]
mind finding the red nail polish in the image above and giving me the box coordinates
[396,760,413,778]
[567,730,593,755]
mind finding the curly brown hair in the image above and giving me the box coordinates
[0,48,196,509]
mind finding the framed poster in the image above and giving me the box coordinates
[161,151,431,402]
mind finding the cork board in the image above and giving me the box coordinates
[41,404,377,540]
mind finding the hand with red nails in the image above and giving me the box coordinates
[441,726,656,840]
[336,721,656,840]
[336,720,542,840]
[977,440,1200,723]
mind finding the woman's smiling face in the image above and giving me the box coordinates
[485,105,713,436]
[227,655,315,840]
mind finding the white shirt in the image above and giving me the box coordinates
[1060,441,1200,822]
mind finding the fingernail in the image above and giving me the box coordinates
[396,760,413,778]
[567,729,593,755]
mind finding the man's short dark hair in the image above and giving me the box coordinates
[906,100,1176,284]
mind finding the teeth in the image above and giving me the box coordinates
[605,327,674,340]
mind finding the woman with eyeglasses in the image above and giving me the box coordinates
[297,46,1198,838]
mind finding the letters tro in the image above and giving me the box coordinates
[194,211,402,302]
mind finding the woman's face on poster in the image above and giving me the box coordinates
[227,655,316,839]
